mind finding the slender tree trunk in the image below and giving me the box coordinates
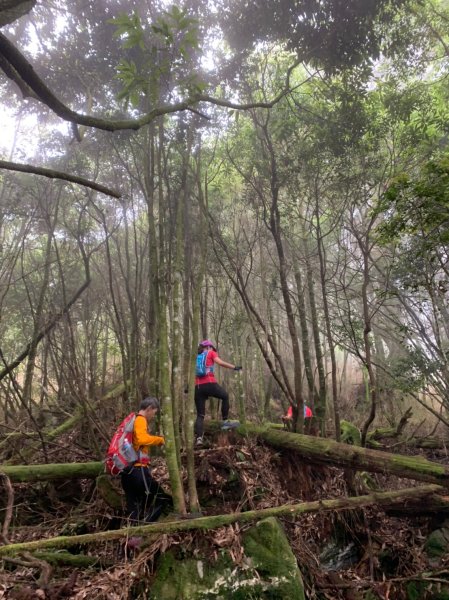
[263,124,304,430]
[358,226,377,447]
[315,198,340,441]
[302,226,327,434]
[159,292,186,515]
[22,209,56,409]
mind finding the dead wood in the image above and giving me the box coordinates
[0,484,442,555]
[0,461,103,482]
[213,423,449,487]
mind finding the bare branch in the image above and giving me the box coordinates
[0,159,121,198]
[0,277,90,382]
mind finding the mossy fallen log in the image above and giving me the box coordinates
[385,493,449,516]
[0,485,442,556]
[207,423,449,487]
[31,551,111,568]
[0,462,103,482]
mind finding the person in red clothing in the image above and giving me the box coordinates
[120,397,172,523]
[282,404,313,429]
[194,339,241,446]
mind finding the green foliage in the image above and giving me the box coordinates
[109,12,145,49]
[390,347,440,394]
[109,5,201,107]
[376,156,449,244]
[221,0,410,73]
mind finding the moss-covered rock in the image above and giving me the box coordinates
[242,517,305,600]
[406,580,449,600]
[340,420,362,446]
[148,517,305,599]
[424,527,449,558]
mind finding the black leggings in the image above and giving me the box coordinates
[194,382,229,437]
[120,466,173,523]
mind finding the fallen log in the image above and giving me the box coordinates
[385,493,449,517]
[208,423,449,487]
[31,551,111,568]
[0,485,442,556]
[0,462,103,482]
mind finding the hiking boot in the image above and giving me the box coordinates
[195,436,204,447]
[221,419,240,430]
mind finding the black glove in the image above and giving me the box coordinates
[234,366,242,371]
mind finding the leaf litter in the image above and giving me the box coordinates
[1,436,447,599]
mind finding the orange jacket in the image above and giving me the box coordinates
[133,414,164,466]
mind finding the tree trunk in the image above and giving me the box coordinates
[205,423,449,487]
[1,462,103,482]
[0,485,441,555]
[159,293,187,515]
[315,195,340,441]
[302,225,327,434]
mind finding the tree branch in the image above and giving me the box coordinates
[0,32,297,133]
[0,276,90,382]
[0,160,121,198]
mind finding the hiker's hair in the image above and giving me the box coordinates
[140,397,160,411]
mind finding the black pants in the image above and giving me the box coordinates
[194,382,229,437]
[120,466,173,523]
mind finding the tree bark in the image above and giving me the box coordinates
[0,462,103,482]
[0,485,441,555]
[0,159,121,197]
[205,423,449,487]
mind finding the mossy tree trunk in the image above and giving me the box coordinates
[1,461,104,482]
[170,127,193,470]
[186,280,201,512]
[0,485,441,555]
[159,291,187,515]
[206,422,449,487]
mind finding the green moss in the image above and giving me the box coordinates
[96,475,122,509]
[340,421,361,446]
[148,551,210,599]
[148,518,305,599]
[364,591,381,600]
[406,581,425,600]
[425,528,449,558]
[407,581,449,600]
[391,454,445,476]
[243,517,305,600]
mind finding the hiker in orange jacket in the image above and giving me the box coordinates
[120,397,172,523]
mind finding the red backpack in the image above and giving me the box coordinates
[105,412,138,476]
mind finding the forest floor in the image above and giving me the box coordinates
[1,432,449,599]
